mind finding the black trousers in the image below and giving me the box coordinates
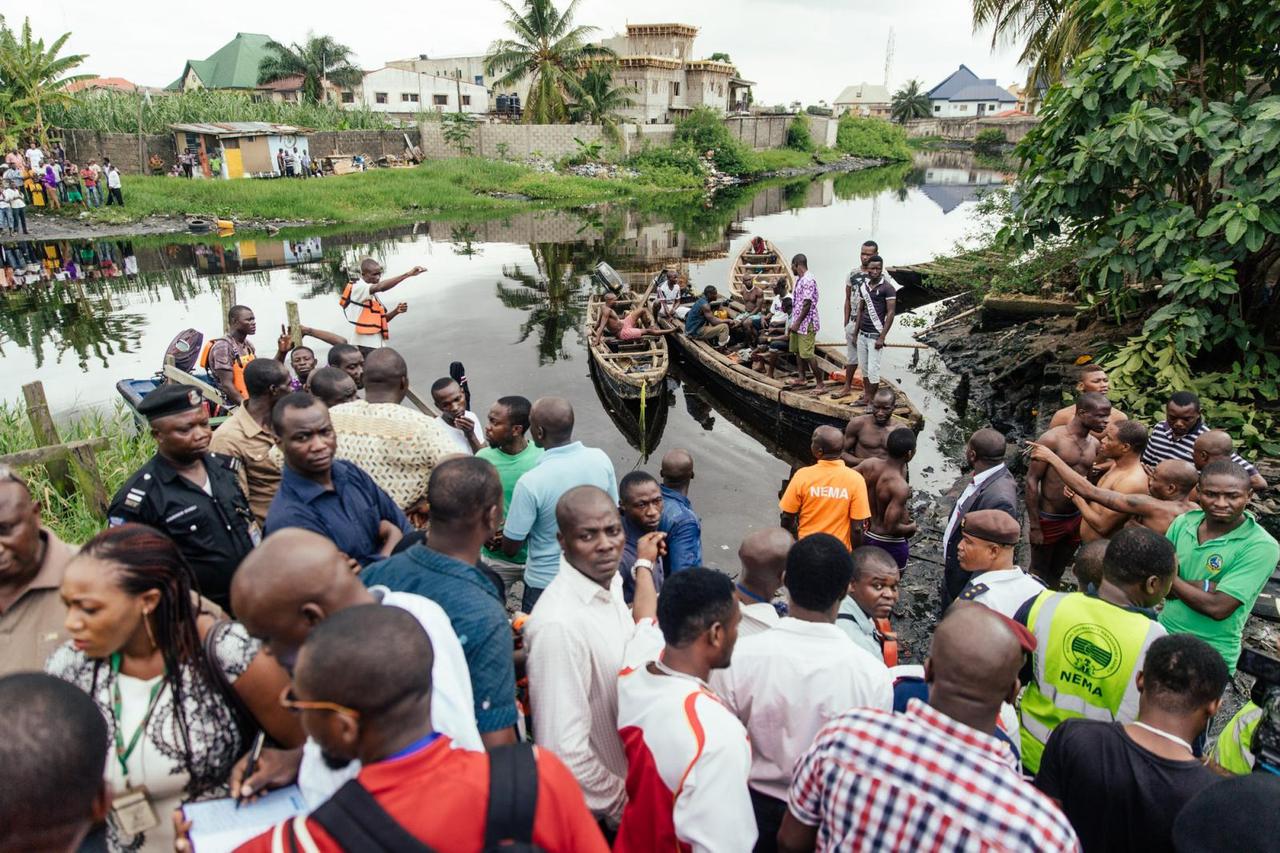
[106,187,123,206]
[750,788,787,853]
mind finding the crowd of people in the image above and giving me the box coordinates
[4,143,124,236]
[1,247,1279,853]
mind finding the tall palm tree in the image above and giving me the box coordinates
[258,33,363,103]
[571,66,634,144]
[493,243,586,364]
[972,0,1096,89]
[0,16,89,146]
[890,79,932,123]
[485,0,615,124]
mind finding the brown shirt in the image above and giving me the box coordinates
[0,528,77,676]
[209,404,281,523]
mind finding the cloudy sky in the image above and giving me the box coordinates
[23,0,1024,103]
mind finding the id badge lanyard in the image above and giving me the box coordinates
[110,653,167,787]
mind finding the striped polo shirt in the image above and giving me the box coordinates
[1140,419,1261,477]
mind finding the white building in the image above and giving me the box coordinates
[926,65,1018,117]
[388,54,529,103]
[833,83,891,118]
[343,67,489,118]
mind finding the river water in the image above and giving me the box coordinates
[0,152,1005,565]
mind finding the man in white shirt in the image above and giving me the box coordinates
[341,257,426,351]
[954,509,1046,618]
[226,528,482,807]
[711,532,893,851]
[734,527,791,637]
[431,377,486,454]
[25,146,43,171]
[103,160,123,206]
[525,485,639,829]
[615,567,755,853]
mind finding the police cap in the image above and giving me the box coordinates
[138,384,204,421]
[960,509,1020,546]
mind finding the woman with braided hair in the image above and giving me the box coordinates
[45,524,301,853]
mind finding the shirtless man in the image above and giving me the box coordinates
[1025,391,1112,587]
[1048,363,1126,438]
[737,275,768,344]
[841,387,902,466]
[1028,442,1198,537]
[591,294,672,345]
[1066,419,1149,541]
[854,427,916,569]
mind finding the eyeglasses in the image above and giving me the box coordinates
[279,685,360,718]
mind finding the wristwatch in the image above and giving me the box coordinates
[633,558,655,573]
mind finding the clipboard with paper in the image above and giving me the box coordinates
[181,785,307,852]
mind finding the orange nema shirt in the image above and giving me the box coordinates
[779,460,871,549]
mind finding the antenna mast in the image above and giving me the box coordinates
[883,27,895,88]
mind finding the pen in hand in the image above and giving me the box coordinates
[237,731,266,808]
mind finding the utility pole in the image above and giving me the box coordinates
[883,28,895,89]
[455,69,463,113]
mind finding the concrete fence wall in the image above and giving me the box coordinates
[60,129,176,175]
[902,116,1041,143]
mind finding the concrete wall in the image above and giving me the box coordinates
[419,122,611,159]
[903,116,1041,143]
[300,129,421,159]
[60,129,176,174]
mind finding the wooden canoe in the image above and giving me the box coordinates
[730,239,793,299]
[585,288,670,400]
[657,293,923,438]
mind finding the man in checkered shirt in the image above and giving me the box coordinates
[778,604,1079,853]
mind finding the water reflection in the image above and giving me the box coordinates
[494,243,589,365]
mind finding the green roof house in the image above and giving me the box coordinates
[169,33,277,91]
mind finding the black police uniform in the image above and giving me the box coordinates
[107,384,258,611]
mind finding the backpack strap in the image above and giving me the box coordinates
[310,779,436,853]
[484,742,539,848]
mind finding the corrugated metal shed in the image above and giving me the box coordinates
[170,122,310,137]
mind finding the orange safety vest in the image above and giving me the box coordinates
[198,338,256,399]
[340,282,389,339]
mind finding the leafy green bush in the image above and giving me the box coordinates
[672,106,751,175]
[787,114,815,151]
[835,115,912,160]
[973,128,1007,152]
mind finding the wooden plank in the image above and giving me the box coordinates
[404,387,438,417]
[0,437,109,469]
[161,365,229,409]
[220,280,237,334]
[286,301,302,348]
[21,382,71,494]
[68,443,110,519]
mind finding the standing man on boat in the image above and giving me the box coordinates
[201,304,288,407]
[340,258,426,354]
[787,254,826,395]
[846,255,896,408]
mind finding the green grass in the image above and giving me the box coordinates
[743,148,818,172]
[64,158,678,228]
[0,403,153,544]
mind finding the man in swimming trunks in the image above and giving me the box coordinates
[1026,391,1111,588]
[591,294,673,345]
[854,426,916,569]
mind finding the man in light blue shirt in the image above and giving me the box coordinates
[500,397,617,611]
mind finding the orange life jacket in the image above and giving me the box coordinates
[340,282,389,339]
[198,337,256,399]
[875,617,899,667]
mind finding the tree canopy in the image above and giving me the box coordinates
[485,0,614,124]
[1000,0,1280,450]
[890,79,932,123]
[0,15,89,147]
[258,33,363,103]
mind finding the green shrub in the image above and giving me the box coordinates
[835,115,912,160]
[672,106,751,175]
[973,128,1007,153]
[786,114,814,152]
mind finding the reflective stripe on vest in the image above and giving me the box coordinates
[340,282,389,339]
[1214,701,1263,775]
[1019,591,1163,772]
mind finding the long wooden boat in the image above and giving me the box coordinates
[657,291,923,438]
[588,358,669,459]
[730,239,793,299]
[585,283,670,401]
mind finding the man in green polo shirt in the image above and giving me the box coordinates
[1160,459,1279,673]
[477,396,543,597]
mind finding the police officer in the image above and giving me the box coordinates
[108,385,258,611]
[954,510,1045,619]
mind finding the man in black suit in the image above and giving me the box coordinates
[940,428,1020,609]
